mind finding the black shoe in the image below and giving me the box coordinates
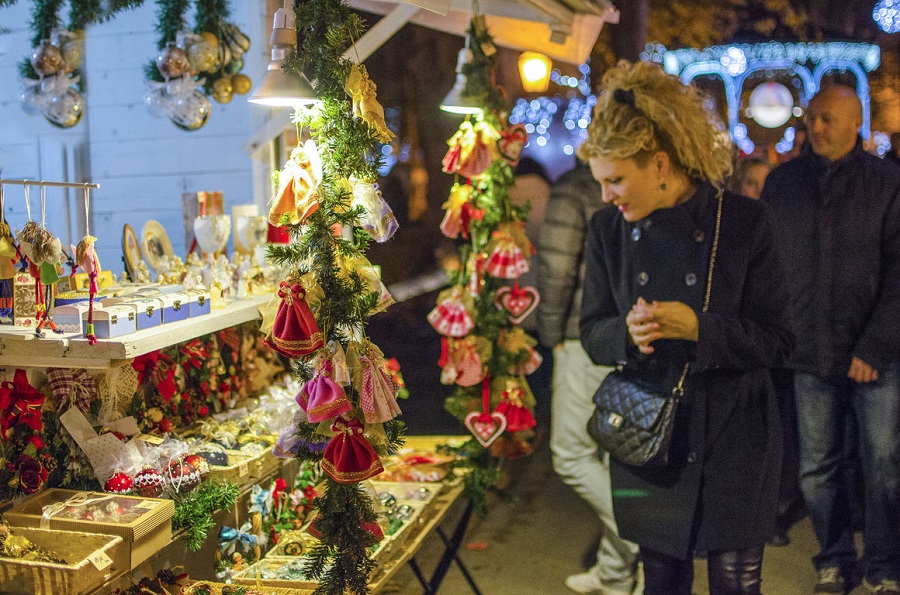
[814,567,848,594]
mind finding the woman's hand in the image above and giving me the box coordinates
[626,297,699,354]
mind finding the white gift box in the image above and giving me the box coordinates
[157,292,189,323]
[102,297,163,330]
[90,304,138,338]
[52,303,91,334]
[183,289,211,318]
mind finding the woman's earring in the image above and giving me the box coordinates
[659,182,667,191]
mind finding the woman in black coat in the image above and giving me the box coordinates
[577,61,794,595]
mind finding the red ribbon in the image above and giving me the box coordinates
[133,351,178,401]
[475,374,493,423]
[0,369,45,440]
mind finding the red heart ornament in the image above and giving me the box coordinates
[495,285,540,324]
[464,411,508,447]
[497,123,528,166]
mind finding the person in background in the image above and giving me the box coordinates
[761,85,900,595]
[537,159,640,595]
[579,60,793,595]
[727,157,772,200]
[508,156,553,421]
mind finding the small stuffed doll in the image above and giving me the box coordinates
[73,236,101,344]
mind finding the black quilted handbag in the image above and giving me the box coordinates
[587,192,723,467]
[587,368,683,467]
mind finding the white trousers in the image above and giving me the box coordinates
[550,340,639,592]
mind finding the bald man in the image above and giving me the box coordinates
[761,85,900,595]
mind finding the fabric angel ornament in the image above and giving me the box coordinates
[485,221,534,279]
[440,183,473,239]
[442,121,499,179]
[297,357,352,423]
[263,281,324,358]
[321,417,384,484]
[427,285,476,337]
[268,139,323,227]
[350,178,398,243]
[344,63,394,143]
[501,326,543,375]
[493,377,537,433]
[438,335,488,387]
[356,344,402,424]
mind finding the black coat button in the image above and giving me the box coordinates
[687,452,698,464]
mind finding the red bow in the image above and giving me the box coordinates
[180,339,209,370]
[133,351,178,401]
[0,369,45,440]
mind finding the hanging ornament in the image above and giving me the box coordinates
[212,76,234,104]
[57,30,85,71]
[18,83,44,115]
[104,471,134,494]
[183,453,210,480]
[269,140,323,227]
[231,73,252,95]
[133,467,166,497]
[186,39,218,74]
[169,90,212,131]
[30,40,64,77]
[344,63,394,143]
[165,459,202,493]
[427,285,476,337]
[42,84,86,128]
[144,85,170,119]
[156,42,190,80]
[263,281,324,358]
[320,418,384,484]
[297,359,352,423]
[493,377,536,432]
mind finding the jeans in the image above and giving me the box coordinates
[550,340,639,592]
[795,363,900,582]
[641,546,764,595]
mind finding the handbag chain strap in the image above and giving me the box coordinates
[673,190,723,397]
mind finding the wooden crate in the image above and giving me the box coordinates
[0,527,123,594]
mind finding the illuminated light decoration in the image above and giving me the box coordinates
[873,0,900,33]
[440,46,483,115]
[746,82,794,128]
[872,131,891,156]
[519,51,553,93]
[646,41,880,141]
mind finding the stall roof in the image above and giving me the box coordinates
[346,0,619,65]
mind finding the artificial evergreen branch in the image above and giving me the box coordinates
[173,480,240,551]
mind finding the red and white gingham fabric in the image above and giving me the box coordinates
[427,301,475,337]
[486,239,529,279]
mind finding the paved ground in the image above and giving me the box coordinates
[368,292,871,595]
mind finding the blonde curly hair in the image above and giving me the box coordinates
[577,60,733,187]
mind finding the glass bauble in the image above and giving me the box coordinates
[231,73,251,95]
[187,40,218,73]
[144,87,170,119]
[169,90,211,131]
[42,87,85,128]
[212,76,234,104]
[18,85,44,115]
[133,467,165,498]
[104,471,134,494]
[30,40,63,77]
[60,37,85,71]
[156,42,190,80]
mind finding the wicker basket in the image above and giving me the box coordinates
[0,527,123,594]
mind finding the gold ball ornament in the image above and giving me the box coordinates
[200,31,219,49]
[212,76,234,103]
[187,40,218,74]
[30,40,64,77]
[156,42,190,79]
[60,37,85,71]
[231,73,252,95]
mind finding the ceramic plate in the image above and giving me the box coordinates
[122,223,143,278]
[141,220,175,272]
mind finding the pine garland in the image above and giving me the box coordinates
[270,0,405,593]
[434,17,538,509]
[144,0,190,82]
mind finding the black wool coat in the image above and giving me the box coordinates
[580,184,794,560]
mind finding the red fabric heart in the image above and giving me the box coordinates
[495,285,540,324]
[464,411,507,447]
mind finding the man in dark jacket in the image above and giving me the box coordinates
[761,85,900,595]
